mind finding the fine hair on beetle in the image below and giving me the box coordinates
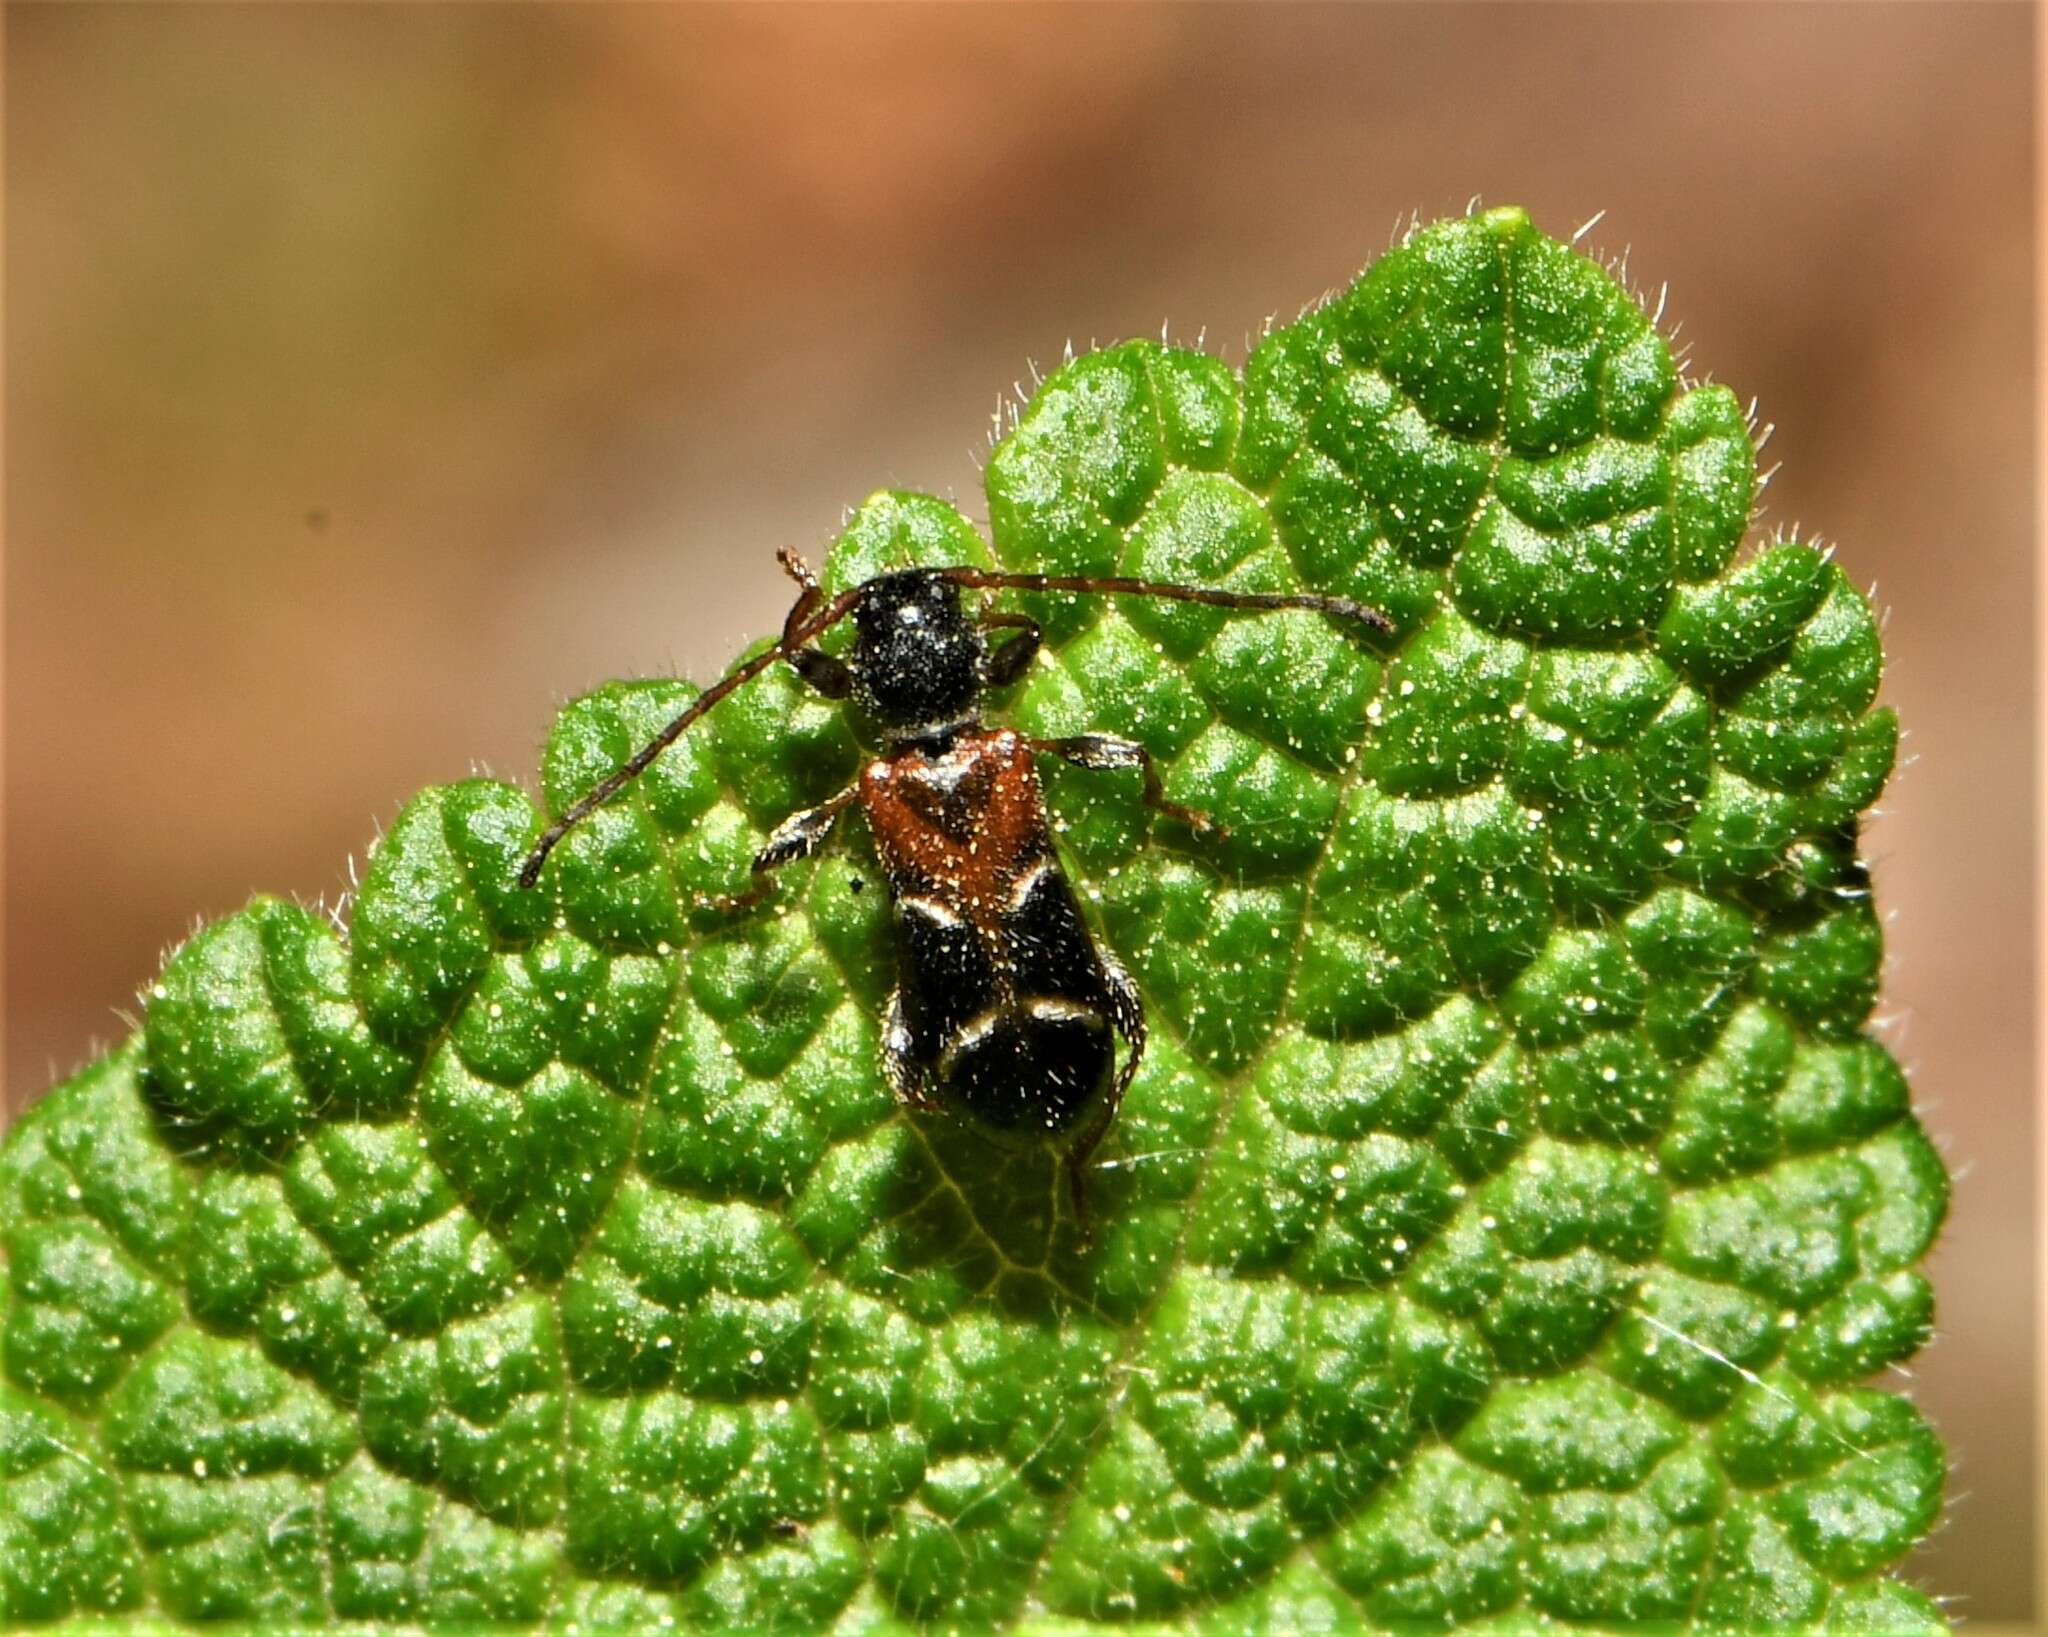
[520,549,1390,1215]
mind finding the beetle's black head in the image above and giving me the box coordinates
[851,569,984,731]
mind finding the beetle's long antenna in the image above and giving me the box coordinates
[517,583,867,888]
[936,567,1394,635]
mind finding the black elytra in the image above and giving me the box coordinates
[519,550,1390,1215]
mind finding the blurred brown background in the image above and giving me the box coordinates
[6,3,2035,1621]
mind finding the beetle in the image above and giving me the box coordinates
[518,550,1389,1211]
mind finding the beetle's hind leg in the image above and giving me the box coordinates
[1067,949,1146,1222]
[882,989,944,1113]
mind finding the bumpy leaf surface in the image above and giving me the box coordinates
[2,207,1947,1630]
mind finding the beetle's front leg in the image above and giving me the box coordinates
[695,781,859,913]
[980,612,1041,688]
[1029,733,1224,838]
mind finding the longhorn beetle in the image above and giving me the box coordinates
[518,551,1390,1213]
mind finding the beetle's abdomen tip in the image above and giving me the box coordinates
[940,1006,1114,1136]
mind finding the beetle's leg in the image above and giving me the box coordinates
[773,554,856,696]
[789,646,854,698]
[1067,950,1146,1221]
[776,550,857,700]
[980,612,1041,688]
[1101,945,1145,1054]
[1030,733,1225,839]
[776,547,824,638]
[695,780,859,913]
[881,990,944,1112]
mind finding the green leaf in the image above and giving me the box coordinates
[2,206,1946,1630]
